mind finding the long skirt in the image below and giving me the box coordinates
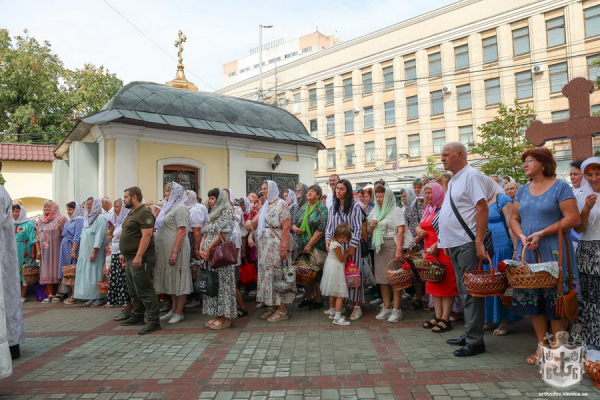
[202,264,238,319]
[572,240,600,347]
[107,254,130,306]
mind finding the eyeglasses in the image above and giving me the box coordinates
[522,159,535,167]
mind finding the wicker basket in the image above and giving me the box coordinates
[465,255,508,297]
[415,260,446,283]
[585,355,600,389]
[386,260,413,291]
[499,295,513,308]
[22,264,39,285]
[98,280,109,294]
[404,252,423,269]
[506,246,558,289]
[294,251,319,287]
[62,264,77,279]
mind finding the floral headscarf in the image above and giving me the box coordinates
[41,200,60,224]
[257,180,279,237]
[13,204,28,224]
[69,202,84,221]
[156,182,186,230]
[208,189,231,222]
[577,157,600,227]
[83,197,103,228]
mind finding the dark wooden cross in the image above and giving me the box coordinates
[526,77,600,160]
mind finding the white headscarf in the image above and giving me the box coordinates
[69,203,84,221]
[577,157,600,227]
[242,197,251,216]
[224,188,235,205]
[83,197,103,228]
[114,198,130,227]
[156,182,186,231]
[209,189,231,222]
[13,204,28,224]
[257,180,280,237]
[286,188,298,206]
[185,190,198,210]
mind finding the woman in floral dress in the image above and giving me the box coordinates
[246,180,293,322]
[200,188,237,329]
[12,204,36,302]
[57,202,84,305]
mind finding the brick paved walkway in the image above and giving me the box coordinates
[2,296,599,399]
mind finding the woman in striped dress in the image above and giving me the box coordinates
[325,179,364,320]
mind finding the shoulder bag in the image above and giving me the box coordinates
[449,187,494,258]
[210,238,237,268]
[555,221,579,320]
[196,263,219,297]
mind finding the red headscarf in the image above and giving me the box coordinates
[41,201,60,224]
[421,183,445,222]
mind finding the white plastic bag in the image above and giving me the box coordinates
[360,257,376,288]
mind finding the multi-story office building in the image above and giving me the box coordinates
[219,0,600,190]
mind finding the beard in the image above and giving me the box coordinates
[124,201,133,209]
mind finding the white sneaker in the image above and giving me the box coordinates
[349,307,362,320]
[160,311,174,321]
[380,303,385,308]
[388,309,403,323]
[376,308,393,320]
[185,299,200,308]
[21,297,27,303]
[168,313,184,324]
[296,292,306,299]
[333,316,351,326]
[370,298,383,306]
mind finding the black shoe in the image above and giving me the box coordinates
[138,324,162,335]
[447,334,467,346]
[454,342,486,357]
[120,318,145,326]
[297,299,313,308]
[309,301,324,310]
[9,345,20,360]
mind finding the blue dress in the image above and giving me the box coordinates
[511,181,580,319]
[58,218,83,279]
[484,194,522,323]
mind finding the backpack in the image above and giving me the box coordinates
[345,259,362,288]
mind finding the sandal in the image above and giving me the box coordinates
[432,319,453,333]
[113,310,131,321]
[526,348,543,365]
[423,317,440,329]
[52,294,63,303]
[267,310,289,322]
[260,307,276,319]
[210,319,231,330]
[256,302,266,309]
[237,308,248,317]
[493,323,511,336]
[90,299,106,308]
[410,300,423,310]
[64,297,77,305]
[42,295,55,304]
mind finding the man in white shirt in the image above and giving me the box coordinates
[438,142,490,358]
[101,196,115,225]
[325,174,339,210]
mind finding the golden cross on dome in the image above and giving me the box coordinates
[174,30,187,65]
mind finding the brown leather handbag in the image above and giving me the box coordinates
[555,222,579,320]
[209,240,237,269]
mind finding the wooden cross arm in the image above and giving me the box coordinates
[526,118,600,146]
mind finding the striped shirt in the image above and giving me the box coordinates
[325,201,363,250]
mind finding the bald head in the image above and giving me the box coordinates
[101,196,112,212]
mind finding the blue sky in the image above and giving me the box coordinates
[3,0,457,91]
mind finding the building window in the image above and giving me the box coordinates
[314,157,318,171]
[407,95,419,120]
[405,59,417,83]
[384,101,395,124]
[429,52,442,77]
[457,84,472,110]
[383,66,394,88]
[431,90,444,115]
[551,110,569,121]
[459,125,473,150]
[515,71,533,99]
[364,106,374,129]
[386,138,397,161]
[363,72,372,94]
[309,119,318,136]
[325,83,334,104]
[343,78,353,99]
[549,62,568,93]
[346,145,355,167]
[589,55,600,82]
[228,72,236,77]
[309,88,317,108]
[455,44,469,70]
[546,16,565,47]
[278,97,287,107]
[302,47,312,53]
[408,134,420,157]
[326,115,335,136]
[485,78,501,105]
[433,130,446,154]
[585,5,600,38]
[592,104,600,114]
[365,141,375,164]
[293,93,301,112]
[482,36,498,63]
[327,149,336,169]
[513,26,530,56]
[344,110,354,132]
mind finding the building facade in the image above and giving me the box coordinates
[219,0,600,191]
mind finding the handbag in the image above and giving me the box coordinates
[210,240,236,268]
[449,187,494,258]
[239,259,258,286]
[360,238,370,257]
[196,266,219,297]
[273,259,297,293]
[555,222,579,320]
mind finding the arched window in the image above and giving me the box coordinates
[157,158,206,200]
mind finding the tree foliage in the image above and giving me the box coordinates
[426,156,439,176]
[0,29,123,145]
[469,100,536,184]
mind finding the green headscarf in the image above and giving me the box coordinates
[368,187,398,254]
[299,202,318,238]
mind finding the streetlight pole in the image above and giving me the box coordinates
[258,24,273,102]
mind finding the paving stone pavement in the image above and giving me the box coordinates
[1,296,599,399]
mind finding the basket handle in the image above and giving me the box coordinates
[520,242,542,266]
[294,250,318,265]
[477,253,494,272]
[386,259,402,273]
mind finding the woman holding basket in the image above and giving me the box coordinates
[509,148,581,365]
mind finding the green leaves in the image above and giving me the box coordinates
[469,99,536,184]
[0,29,123,145]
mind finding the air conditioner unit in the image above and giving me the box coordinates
[442,85,452,94]
[354,107,361,113]
[532,64,545,74]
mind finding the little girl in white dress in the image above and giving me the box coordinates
[321,223,352,326]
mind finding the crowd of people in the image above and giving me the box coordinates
[5,143,600,364]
